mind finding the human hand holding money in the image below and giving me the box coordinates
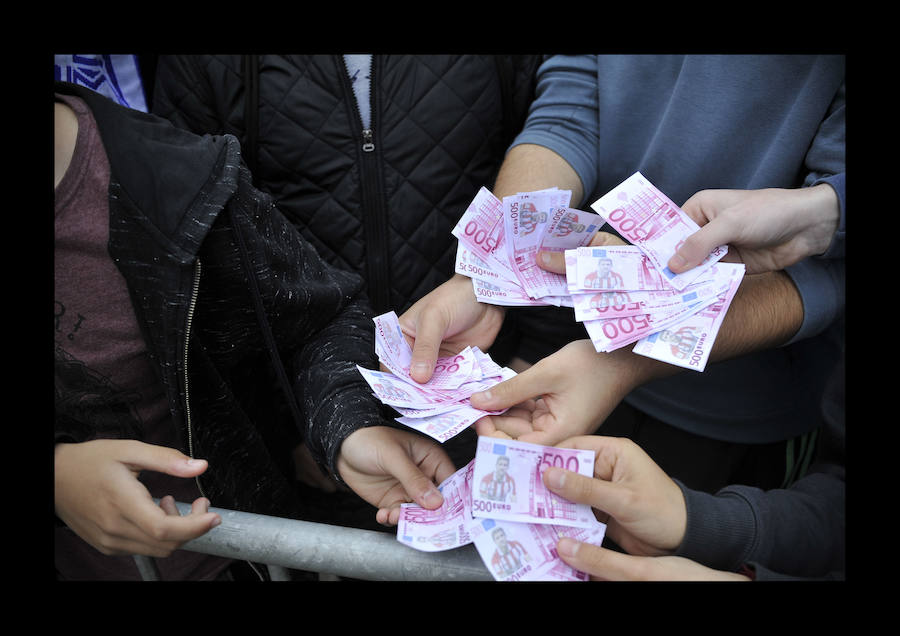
[449,174,744,372]
[541,435,687,557]
[358,311,517,444]
[396,435,608,581]
[471,340,640,447]
[668,185,842,275]
[336,426,455,526]
[399,274,507,384]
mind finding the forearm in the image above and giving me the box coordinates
[593,270,807,400]
[493,143,584,205]
[295,297,387,476]
[709,270,804,361]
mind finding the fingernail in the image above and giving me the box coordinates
[210,515,221,528]
[557,537,580,558]
[540,252,552,265]
[668,253,686,271]
[473,390,490,403]
[422,488,443,508]
[186,458,205,468]
[544,467,565,489]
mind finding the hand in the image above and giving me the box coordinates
[554,542,750,581]
[336,426,457,526]
[539,437,749,578]
[398,274,506,384]
[54,439,221,557]
[470,339,643,446]
[667,185,841,275]
[536,438,751,578]
[541,435,687,556]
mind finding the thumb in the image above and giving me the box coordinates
[119,440,209,479]
[668,218,732,274]
[557,539,654,581]
[469,371,545,412]
[403,311,446,385]
[379,444,445,510]
[542,466,628,520]
[536,249,567,274]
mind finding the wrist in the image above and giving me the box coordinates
[799,184,841,257]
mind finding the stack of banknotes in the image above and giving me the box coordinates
[452,172,745,372]
[397,435,608,581]
[356,310,518,443]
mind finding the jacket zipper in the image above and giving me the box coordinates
[341,55,390,313]
[184,256,266,581]
[183,258,206,499]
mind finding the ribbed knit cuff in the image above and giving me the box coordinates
[673,479,759,573]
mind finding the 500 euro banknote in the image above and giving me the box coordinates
[632,263,744,372]
[503,188,571,299]
[373,311,477,390]
[466,516,607,581]
[582,293,721,353]
[362,311,518,441]
[590,172,727,290]
[570,260,743,322]
[504,188,600,300]
[567,245,669,292]
[397,460,476,552]
[471,436,596,528]
[581,261,742,353]
[452,187,519,286]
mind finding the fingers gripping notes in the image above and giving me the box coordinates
[452,186,601,307]
[356,316,607,580]
[358,310,517,443]
[397,436,607,581]
[448,174,743,372]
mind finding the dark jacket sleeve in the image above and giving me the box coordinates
[674,355,845,580]
[224,165,389,478]
[674,468,845,580]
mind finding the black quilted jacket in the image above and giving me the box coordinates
[54,82,387,520]
[152,55,542,314]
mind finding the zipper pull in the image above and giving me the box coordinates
[362,128,375,152]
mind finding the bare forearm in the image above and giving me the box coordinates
[604,270,806,395]
[711,271,804,361]
[494,144,584,204]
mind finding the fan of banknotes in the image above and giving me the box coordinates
[357,310,519,443]
[452,171,745,372]
[397,435,608,582]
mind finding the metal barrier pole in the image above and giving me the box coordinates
[170,501,492,581]
[132,554,161,580]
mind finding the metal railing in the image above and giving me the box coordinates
[134,500,492,581]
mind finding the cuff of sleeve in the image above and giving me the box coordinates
[673,479,758,573]
[812,173,845,260]
[783,257,845,345]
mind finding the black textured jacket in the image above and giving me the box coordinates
[54,82,386,519]
[152,55,541,315]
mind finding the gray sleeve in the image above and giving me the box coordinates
[674,469,845,578]
[509,55,600,207]
[813,172,845,260]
